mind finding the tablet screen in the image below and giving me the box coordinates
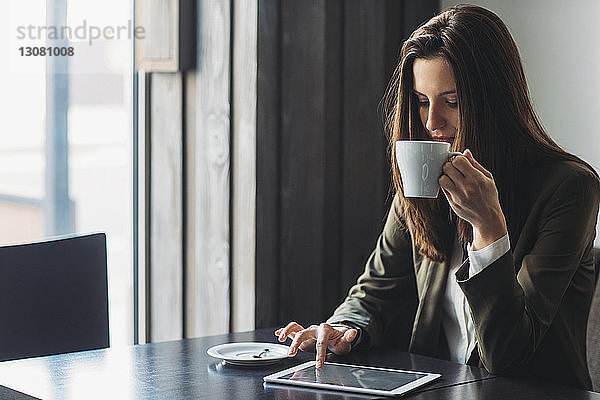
[279,363,427,391]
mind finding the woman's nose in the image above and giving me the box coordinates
[425,104,446,132]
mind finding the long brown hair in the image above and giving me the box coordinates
[385,4,596,262]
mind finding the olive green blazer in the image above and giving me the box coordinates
[327,160,600,389]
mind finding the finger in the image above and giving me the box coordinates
[315,367,323,381]
[464,149,493,178]
[289,326,317,357]
[342,328,358,343]
[441,186,464,213]
[315,324,332,369]
[442,160,465,184]
[450,156,490,191]
[281,322,304,340]
[278,321,304,342]
[283,331,299,343]
[330,328,357,355]
[439,173,458,193]
[450,155,483,180]
[299,338,317,352]
[275,328,296,339]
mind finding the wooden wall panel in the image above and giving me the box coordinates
[256,0,439,329]
[186,0,231,337]
[279,0,327,325]
[278,0,345,325]
[139,0,175,60]
[149,73,183,342]
[403,0,439,39]
[339,0,405,297]
[136,0,197,72]
[321,0,344,317]
[231,0,258,333]
[256,0,281,329]
[184,71,198,336]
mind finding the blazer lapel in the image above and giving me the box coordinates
[409,257,449,357]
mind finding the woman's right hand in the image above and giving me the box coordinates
[274,322,358,369]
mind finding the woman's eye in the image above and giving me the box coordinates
[446,101,458,108]
[417,99,429,106]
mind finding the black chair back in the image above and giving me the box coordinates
[0,233,109,361]
[588,248,600,391]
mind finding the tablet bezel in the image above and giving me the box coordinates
[263,361,441,397]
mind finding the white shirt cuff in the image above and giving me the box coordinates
[467,233,510,278]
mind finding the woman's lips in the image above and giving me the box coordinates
[432,136,455,144]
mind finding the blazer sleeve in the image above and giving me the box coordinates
[456,167,600,374]
[326,194,418,348]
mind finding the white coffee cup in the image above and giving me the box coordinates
[395,140,462,198]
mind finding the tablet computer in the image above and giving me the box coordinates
[263,361,441,397]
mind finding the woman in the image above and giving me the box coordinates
[275,4,600,390]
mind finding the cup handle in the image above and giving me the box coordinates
[448,152,463,158]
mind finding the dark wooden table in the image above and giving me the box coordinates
[0,328,597,399]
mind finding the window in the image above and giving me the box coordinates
[3,0,135,346]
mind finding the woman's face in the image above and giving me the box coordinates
[412,57,459,144]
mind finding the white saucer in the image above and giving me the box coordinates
[207,342,290,366]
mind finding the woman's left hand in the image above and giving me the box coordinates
[439,149,508,250]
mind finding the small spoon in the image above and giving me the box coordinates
[253,348,270,358]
